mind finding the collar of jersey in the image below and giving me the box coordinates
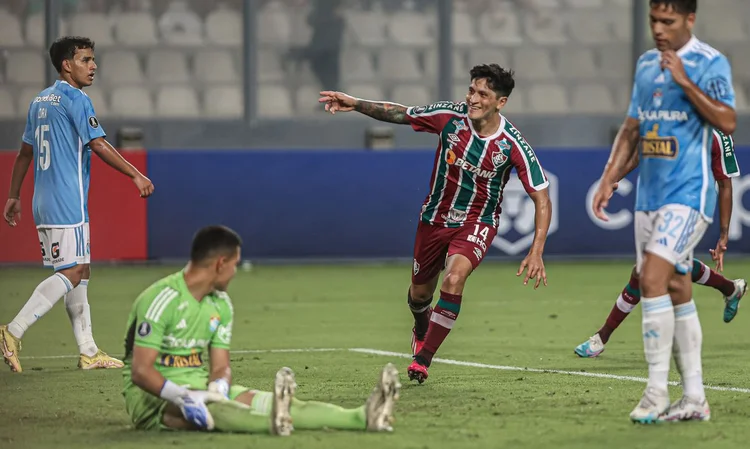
[467,113,506,141]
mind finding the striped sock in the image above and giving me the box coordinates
[417,290,462,366]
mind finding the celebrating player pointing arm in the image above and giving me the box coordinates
[320,64,552,384]
[1,36,153,373]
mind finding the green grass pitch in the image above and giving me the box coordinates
[2,260,750,449]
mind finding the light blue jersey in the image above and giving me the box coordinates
[628,36,735,223]
[22,80,106,228]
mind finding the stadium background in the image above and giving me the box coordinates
[1,0,749,264]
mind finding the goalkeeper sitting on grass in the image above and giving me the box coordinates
[121,224,400,434]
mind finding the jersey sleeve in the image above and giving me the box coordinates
[406,102,466,134]
[67,93,106,145]
[711,130,740,180]
[133,286,179,350]
[210,291,234,350]
[697,55,735,109]
[22,104,34,145]
[508,133,549,193]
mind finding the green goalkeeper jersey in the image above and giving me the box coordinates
[122,270,234,391]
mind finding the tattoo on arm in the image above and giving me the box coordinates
[354,100,409,124]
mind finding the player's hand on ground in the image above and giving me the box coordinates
[133,174,154,198]
[710,236,729,272]
[517,252,547,289]
[3,198,21,227]
[660,50,689,86]
[318,91,357,114]
[591,179,615,221]
[179,391,216,430]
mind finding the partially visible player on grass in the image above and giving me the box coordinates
[576,129,745,358]
[1,36,154,373]
[319,64,552,384]
[123,225,400,434]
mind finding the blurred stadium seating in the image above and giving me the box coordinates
[0,0,748,121]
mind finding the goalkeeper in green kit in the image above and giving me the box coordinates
[122,225,400,434]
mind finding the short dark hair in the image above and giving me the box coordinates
[49,36,95,73]
[190,225,243,263]
[649,0,697,14]
[469,64,515,98]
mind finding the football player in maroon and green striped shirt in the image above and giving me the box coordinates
[320,64,552,384]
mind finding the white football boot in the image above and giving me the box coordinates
[270,367,296,436]
[659,396,711,422]
[630,387,670,424]
[365,363,401,432]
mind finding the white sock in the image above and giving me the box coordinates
[693,260,711,285]
[7,273,73,339]
[641,294,675,392]
[673,300,705,401]
[64,279,99,357]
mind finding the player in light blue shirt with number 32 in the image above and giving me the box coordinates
[591,0,736,424]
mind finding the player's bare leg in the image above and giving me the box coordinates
[67,264,123,370]
[409,275,440,356]
[409,254,473,384]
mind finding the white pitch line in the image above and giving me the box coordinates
[19,346,750,394]
[21,348,343,360]
[349,348,750,394]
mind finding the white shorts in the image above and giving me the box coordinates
[37,223,90,271]
[634,205,709,276]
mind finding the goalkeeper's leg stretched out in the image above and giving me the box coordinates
[126,363,401,435]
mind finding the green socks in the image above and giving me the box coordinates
[206,391,367,433]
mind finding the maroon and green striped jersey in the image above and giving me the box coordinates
[406,101,549,228]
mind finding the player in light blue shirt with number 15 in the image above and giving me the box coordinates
[591,0,736,424]
[1,36,154,374]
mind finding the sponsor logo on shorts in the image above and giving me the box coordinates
[466,234,488,252]
[413,259,420,275]
[473,247,483,261]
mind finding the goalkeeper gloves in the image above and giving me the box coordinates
[160,380,215,430]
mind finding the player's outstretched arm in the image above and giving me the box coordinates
[89,137,154,198]
[207,347,232,398]
[3,142,33,227]
[592,117,640,221]
[517,188,551,289]
[319,91,410,124]
[710,178,733,271]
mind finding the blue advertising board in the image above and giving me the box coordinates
[147,148,750,261]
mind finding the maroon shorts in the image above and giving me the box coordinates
[411,221,497,285]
